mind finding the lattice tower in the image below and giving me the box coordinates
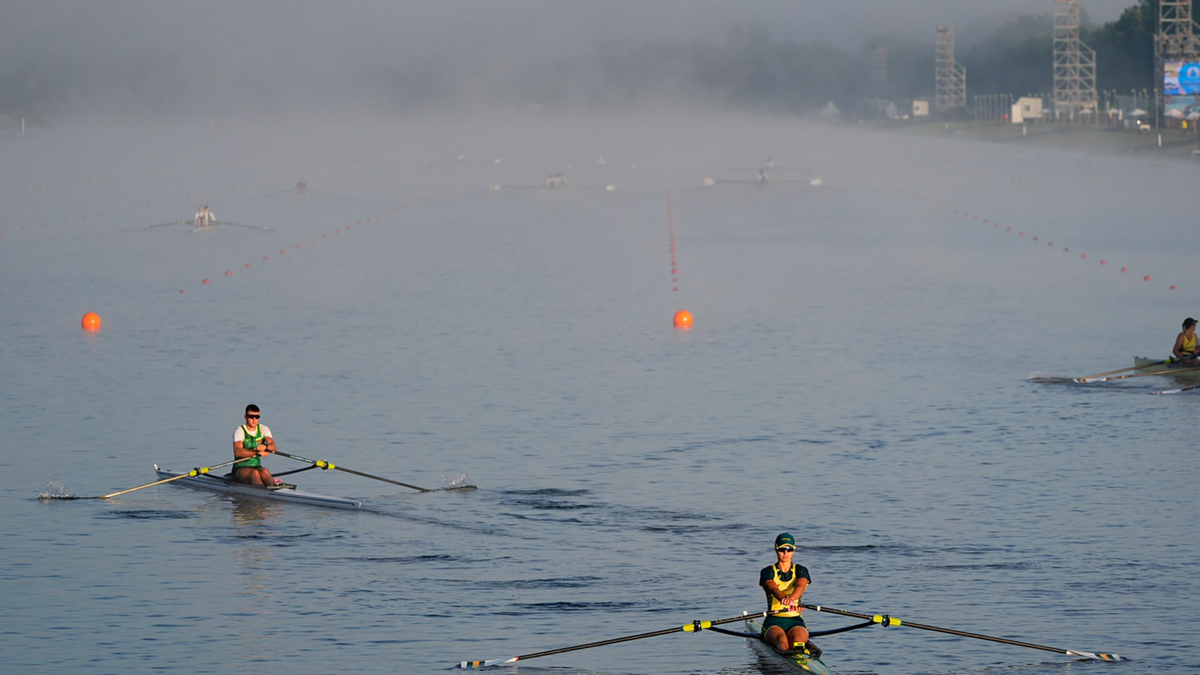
[1158,0,1200,60]
[935,26,966,112]
[871,43,892,100]
[1053,0,1097,114]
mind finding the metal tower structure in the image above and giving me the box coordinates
[871,43,891,100]
[934,26,966,113]
[1052,0,1097,117]
[1157,0,1200,59]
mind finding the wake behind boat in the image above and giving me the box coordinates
[153,465,361,509]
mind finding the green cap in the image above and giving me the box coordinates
[774,532,795,548]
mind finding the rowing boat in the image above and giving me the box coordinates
[1133,356,1200,382]
[153,465,361,509]
[743,616,833,674]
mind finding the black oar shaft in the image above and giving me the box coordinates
[273,451,430,492]
[330,464,429,492]
[513,624,692,661]
[801,605,1093,657]
[462,610,783,668]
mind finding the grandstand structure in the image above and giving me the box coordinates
[934,26,966,113]
[1052,0,1097,119]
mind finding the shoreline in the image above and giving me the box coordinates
[858,118,1200,161]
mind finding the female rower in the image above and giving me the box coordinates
[759,532,819,657]
[1173,317,1198,365]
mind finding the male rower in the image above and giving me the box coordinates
[760,533,820,658]
[1173,317,1198,366]
[194,205,215,228]
[233,404,277,487]
[295,180,307,196]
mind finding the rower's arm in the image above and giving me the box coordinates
[784,578,809,606]
[234,441,257,460]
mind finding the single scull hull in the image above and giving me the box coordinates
[1133,356,1200,382]
[154,465,361,509]
[744,617,834,675]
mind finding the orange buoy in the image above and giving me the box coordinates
[673,310,693,330]
[81,312,102,332]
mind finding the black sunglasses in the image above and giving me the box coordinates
[246,414,260,419]
[776,547,795,553]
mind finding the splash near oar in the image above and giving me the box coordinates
[800,604,1126,662]
[38,458,244,501]
[272,451,475,492]
[458,609,792,669]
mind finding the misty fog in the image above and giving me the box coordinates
[2,0,1134,116]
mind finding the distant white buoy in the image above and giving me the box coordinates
[703,178,715,187]
[489,184,501,191]
[810,178,823,186]
[605,185,617,191]
[494,158,502,164]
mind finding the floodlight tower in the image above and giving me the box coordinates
[935,26,966,113]
[1052,0,1097,120]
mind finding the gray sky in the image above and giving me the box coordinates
[0,0,1138,113]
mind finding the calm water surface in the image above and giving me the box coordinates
[2,115,1196,674]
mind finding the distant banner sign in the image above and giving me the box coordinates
[1163,94,1200,120]
[1164,61,1200,95]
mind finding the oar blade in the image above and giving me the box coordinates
[458,656,516,669]
[1066,649,1127,662]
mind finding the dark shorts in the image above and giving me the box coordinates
[762,614,807,636]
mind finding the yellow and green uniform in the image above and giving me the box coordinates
[759,563,811,635]
[234,425,265,470]
[1183,333,1198,356]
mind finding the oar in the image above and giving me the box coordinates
[272,451,473,492]
[458,608,790,669]
[800,604,1125,662]
[1152,383,1200,395]
[40,458,244,500]
[216,220,274,232]
[1075,357,1178,383]
[1092,365,1200,382]
[145,221,189,229]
